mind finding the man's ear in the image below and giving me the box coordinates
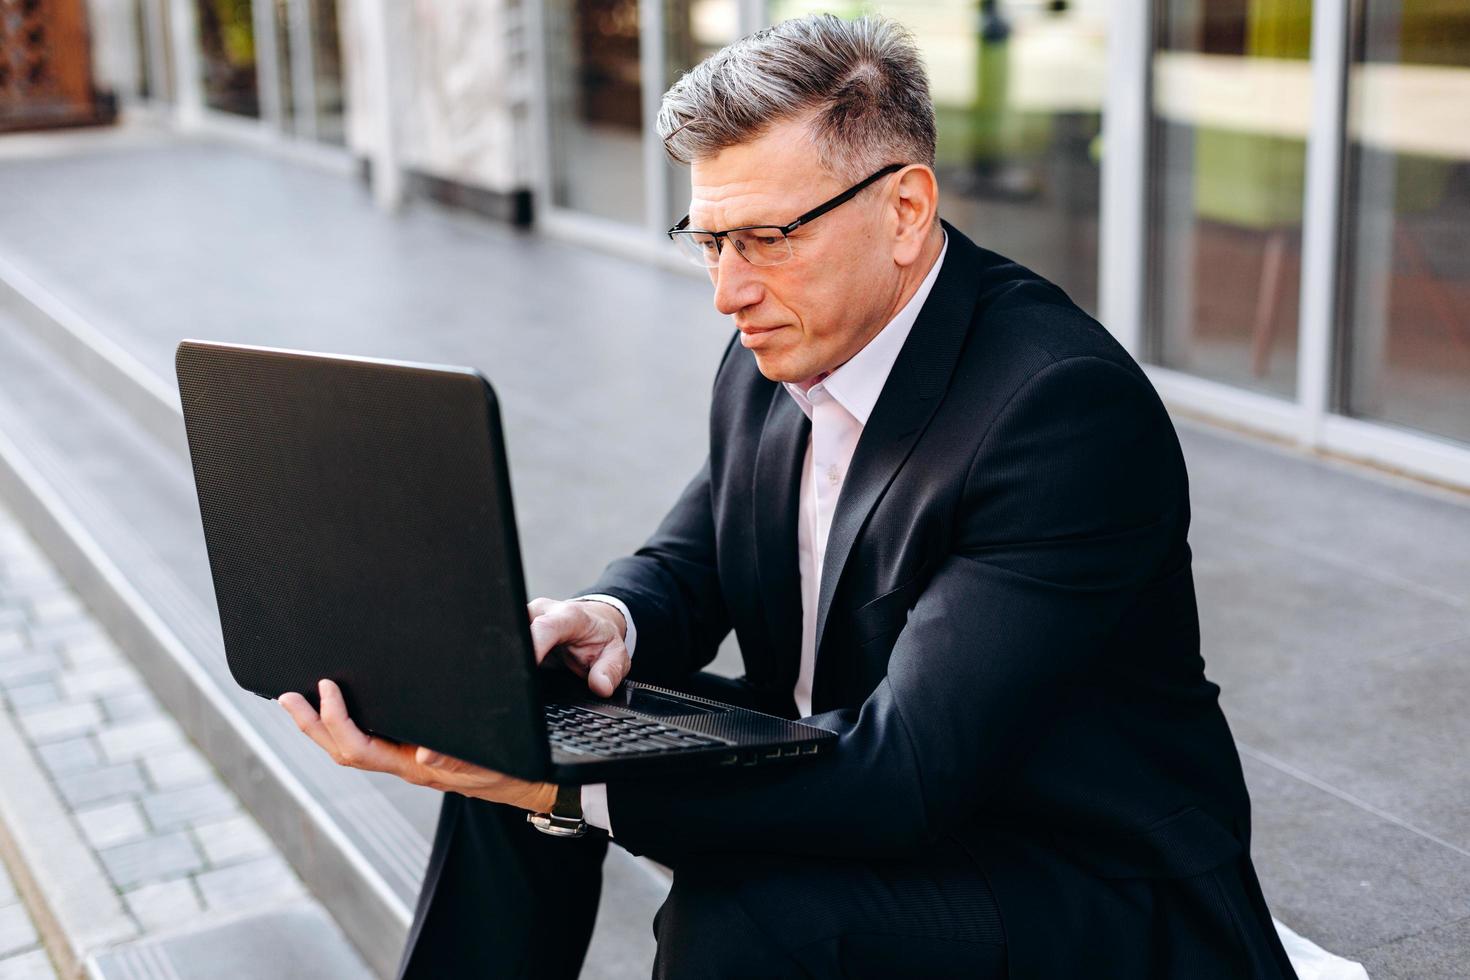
[890,164,939,267]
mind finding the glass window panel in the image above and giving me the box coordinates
[308,0,346,144]
[1339,1,1470,445]
[273,0,294,125]
[196,0,260,117]
[766,0,1109,316]
[664,0,741,225]
[545,0,647,224]
[1147,0,1312,398]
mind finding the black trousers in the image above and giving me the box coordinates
[396,676,1007,979]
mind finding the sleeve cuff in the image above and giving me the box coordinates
[576,594,637,657]
[580,783,613,835]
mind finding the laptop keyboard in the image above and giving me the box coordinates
[545,703,727,758]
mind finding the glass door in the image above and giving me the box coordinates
[1338,0,1470,445]
[196,0,261,117]
[544,0,649,224]
[1146,0,1313,398]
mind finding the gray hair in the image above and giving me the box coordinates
[657,14,937,181]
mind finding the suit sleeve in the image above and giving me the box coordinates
[604,355,1188,859]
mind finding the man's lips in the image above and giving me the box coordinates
[738,324,785,348]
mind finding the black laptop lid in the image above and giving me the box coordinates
[175,340,550,779]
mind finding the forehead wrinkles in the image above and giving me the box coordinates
[687,178,787,230]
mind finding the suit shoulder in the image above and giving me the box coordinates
[954,246,1140,388]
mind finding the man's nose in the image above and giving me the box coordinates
[711,243,763,316]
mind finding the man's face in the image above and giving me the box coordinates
[688,118,906,383]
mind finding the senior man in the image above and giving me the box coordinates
[283,14,1297,979]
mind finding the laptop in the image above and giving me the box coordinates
[174,340,836,783]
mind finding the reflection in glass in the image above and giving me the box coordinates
[1147,0,1312,398]
[135,0,176,102]
[196,0,260,117]
[273,0,295,125]
[1340,2,1470,445]
[767,0,1107,315]
[664,0,740,223]
[545,0,646,224]
[308,0,346,144]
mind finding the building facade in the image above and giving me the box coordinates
[88,0,1470,491]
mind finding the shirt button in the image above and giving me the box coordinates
[827,464,841,484]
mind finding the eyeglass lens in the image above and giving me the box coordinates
[674,228,793,268]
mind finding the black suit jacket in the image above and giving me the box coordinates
[584,223,1297,978]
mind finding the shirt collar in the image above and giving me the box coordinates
[784,232,948,426]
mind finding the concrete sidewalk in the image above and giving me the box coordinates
[0,123,1467,977]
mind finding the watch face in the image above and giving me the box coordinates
[527,811,588,838]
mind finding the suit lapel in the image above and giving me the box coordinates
[812,224,985,692]
[752,387,809,691]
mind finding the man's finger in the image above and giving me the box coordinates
[279,691,342,759]
[587,643,629,698]
[529,603,593,663]
[316,679,403,774]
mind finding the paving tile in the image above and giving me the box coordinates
[194,855,304,913]
[141,747,214,791]
[0,949,55,980]
[0,905,38,958]
[122,878,203,932]
[99,690,157,725]
[98,831,204,890]
[96,718,183,764]
[58,665,142,701]
[90,906,372,980]
[140,783,236,833]
[24,593,85,627]
[24,620,105,652]
[1179,424,1470,602]
[1191,509,1470,676]
[193,815,272,867]
[1221,635,1470,856]
[16,699,101,742]
[58,637,122,671]
[74,799,149,850]
[1242,754,1470,956]
[1356,914,1470,980]
[2,680,59,711]
[33,735,101,776]
[53,761,146,809]
[0,653,60,688]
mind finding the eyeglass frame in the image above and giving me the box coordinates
[667,162,906,266]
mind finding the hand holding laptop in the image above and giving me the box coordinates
[279,597,629,811]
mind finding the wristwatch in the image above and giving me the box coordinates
[527,783,587,838]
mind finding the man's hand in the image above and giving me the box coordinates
[280,679,559,811]
[529,596,630,697]
[278,597,629,807]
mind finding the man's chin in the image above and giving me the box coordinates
[748,349,805,384]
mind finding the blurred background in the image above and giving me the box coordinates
[0,1,1466,978]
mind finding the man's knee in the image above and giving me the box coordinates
[653,858,802,980]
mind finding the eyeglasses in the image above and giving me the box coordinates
[667,163,905,268]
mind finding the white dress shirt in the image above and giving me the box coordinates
[579,235,948,833]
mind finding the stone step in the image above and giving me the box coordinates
[0,496,373,980]
[0,277,667,975]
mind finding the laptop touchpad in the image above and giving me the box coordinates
[626,688,728,716]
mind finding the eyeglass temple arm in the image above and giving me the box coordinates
[783,163,905,233]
